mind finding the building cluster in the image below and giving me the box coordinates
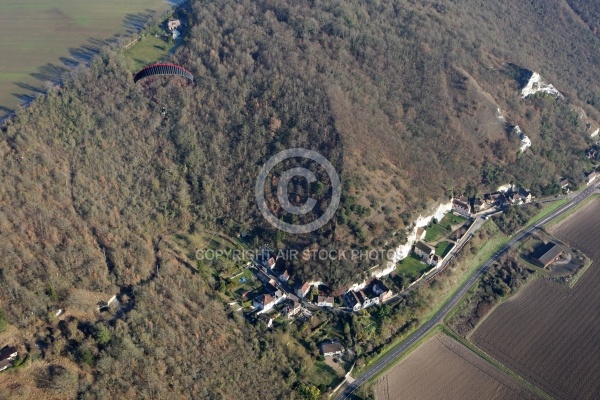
[342,279,393,312]
[167,19,182,39]
[452,190,532,217]
[413,241,441,267]
[479,187,532,209]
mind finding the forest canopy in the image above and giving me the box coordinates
[0,0,598,398]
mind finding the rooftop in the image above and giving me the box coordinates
[532,242,563,267]
[320,341,344,354]
[415,240,434,254]
[0,346,17,361]
[317,295,334,304]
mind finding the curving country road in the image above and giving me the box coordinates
[336,183,599,400]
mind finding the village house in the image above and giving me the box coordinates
[279,269,290,282]
[484,192,508,207]
[560,178,571,190]
[317,296,334,307]
[452,197,471,217]
[585,170,599,185]
[282,299,301,318]
[253,293,275,311]
[256,251,276,269]
[414,241,434,259]
[254,289,286,313]
[0,346,18,372]
[518,188,532,203]
[343,290,363,312]
[167,19,181,31]
[415,227,426,241]
[430,254,441,267]
[372,280,393,303]
[319,341,344,358]
[358,289,380,309]
[295,281,312,298]
[473,198,487,213]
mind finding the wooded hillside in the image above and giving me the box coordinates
[0,0,598,398]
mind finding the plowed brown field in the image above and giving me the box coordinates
[374,333,539,400]
[472,198,600,400]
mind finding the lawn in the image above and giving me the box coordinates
[228,268,262,299]
[440,212,467,226]
[0,0,183,116]
[125,34,173,71]
[424,223,450,242]
[435,241,454,257]
[306,360,343,388]
[396,254,431,280]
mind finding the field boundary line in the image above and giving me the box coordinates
[545,193,600,229]
[441,327,553,400]
[365,325,443,385]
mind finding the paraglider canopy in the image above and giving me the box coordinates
[133,63,194,83]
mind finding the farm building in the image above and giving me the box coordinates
[0,345,18,372]
[531,242,564,268]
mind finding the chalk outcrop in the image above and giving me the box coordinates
[521,72,562,99]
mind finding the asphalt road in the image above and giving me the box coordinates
[336,184,599,400]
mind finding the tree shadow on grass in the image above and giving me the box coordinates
[4,8,168,116]
[0,104,14,114]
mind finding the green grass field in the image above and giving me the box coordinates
[396,254,431,280]
[440,212,467,226]
[435,241,454,257]
[0,0,180,116]
[126,35,172,71]
[306,360,342,388]
[424,223,450,242]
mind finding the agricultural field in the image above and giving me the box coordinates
[374,333,538,400]
[472,198,600,400]
[0,0,181,117]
